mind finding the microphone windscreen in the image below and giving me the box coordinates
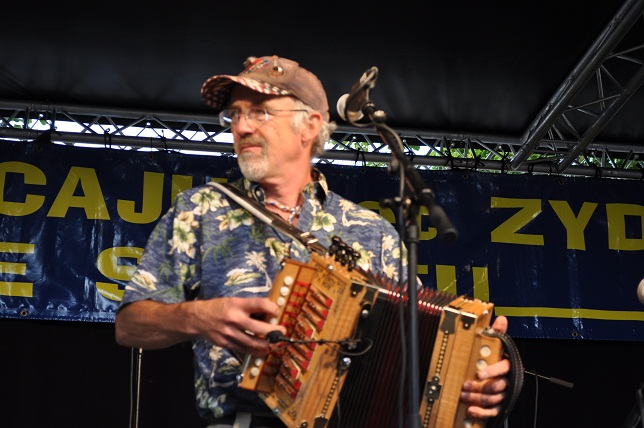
[336,93,363,122]
[336,93,349,121]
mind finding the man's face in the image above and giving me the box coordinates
[227,85,310,184]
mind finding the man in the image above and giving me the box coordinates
[115,55,510,428]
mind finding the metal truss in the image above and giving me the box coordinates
[0,98,643,180]
[512,0,644,177]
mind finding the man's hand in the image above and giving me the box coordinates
[115,297,286,356]
[190,297,286,356]
[460,315,511,419]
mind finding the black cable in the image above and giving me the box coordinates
[266,332,374,357]
[129,347,143,428]
[533,371,539,428]
[524,369,575,428]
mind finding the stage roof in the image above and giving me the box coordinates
[2,0,644,178]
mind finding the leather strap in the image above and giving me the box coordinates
[209,181,327,255]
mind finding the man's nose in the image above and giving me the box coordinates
[233,112,256,133]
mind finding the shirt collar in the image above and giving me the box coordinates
[241,168,328,205]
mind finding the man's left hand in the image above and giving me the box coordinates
[460,315,511,419]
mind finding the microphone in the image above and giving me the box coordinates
[524,370,574,389]
[336,66,379,123]
[266,330,291,344]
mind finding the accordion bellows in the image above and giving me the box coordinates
[238,249,520,428]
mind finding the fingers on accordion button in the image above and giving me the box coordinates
[476,359,489,371]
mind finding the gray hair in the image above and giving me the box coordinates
[291,98,337,157]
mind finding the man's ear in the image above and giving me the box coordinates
[301,111,323,145]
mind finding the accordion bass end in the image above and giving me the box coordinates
[238,254,520,428]
[421,297,502,428]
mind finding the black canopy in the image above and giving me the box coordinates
[2,0,643,175]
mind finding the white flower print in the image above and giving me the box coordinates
[190,187,229,213]
[311,211,336,232]
[245,251,267,271]
[168,211,197,258]
[224,268,261,286]
[128,269,158,291]
[216,208,253,231]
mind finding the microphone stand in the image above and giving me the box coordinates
[358,100,458,428]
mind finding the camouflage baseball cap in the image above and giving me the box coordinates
[201,55,330,121]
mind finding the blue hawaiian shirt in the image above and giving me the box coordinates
[119,170,405,419]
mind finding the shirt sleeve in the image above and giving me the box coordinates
[119,191,202,308]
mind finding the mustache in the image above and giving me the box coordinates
[235,136,266,149]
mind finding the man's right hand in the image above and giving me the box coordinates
[115,297,286,356]
[189,296,286,356]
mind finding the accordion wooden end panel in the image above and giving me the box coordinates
[421,297,503,428]
[238,253,375,428]
[239,253,510,428]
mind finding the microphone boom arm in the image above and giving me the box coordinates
[337,67,459,428]
[362,101,458,242]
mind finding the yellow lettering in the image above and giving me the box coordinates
[0,161,46,216]
[0,261,27,274]
[434,264,489,300]
[490,197,544,246]
[418,205,438,241]
[436,265,457,295]
[96,246,144,301]
[417,264,428,275]
[358,200,395,223]
[172,174,194,201]
[0,242,35,253]
[47,167,109,219]
[0,242,35,297]
[472,266,489,302]
[357,201,437,239]
[549,201,597,250]
[117,172,164,224]
[0,281,33,297]
[606,203,644,251]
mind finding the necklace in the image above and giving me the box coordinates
[264,199,303,223]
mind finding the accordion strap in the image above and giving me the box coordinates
[483,328,525,428]
[209,181,327,255]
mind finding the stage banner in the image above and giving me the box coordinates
[0,141,642,340]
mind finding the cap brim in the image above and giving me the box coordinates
[201,75,292,111]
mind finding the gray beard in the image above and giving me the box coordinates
[238,151,269,182]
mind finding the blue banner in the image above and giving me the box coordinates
[1,141,642,340]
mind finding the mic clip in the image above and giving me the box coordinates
[337,66,379,125]
[524,370,574,389]
[266,331,291,345]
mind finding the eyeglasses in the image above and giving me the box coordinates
[219,107,308,127]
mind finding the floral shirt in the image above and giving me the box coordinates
[119,170,405,419]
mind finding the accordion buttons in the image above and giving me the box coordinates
[280,286,290,297]
[479,345,492,357]
[276,297,286,307]
[283,276,294,286]
[250,367,260,377]
[476,359,488,370]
